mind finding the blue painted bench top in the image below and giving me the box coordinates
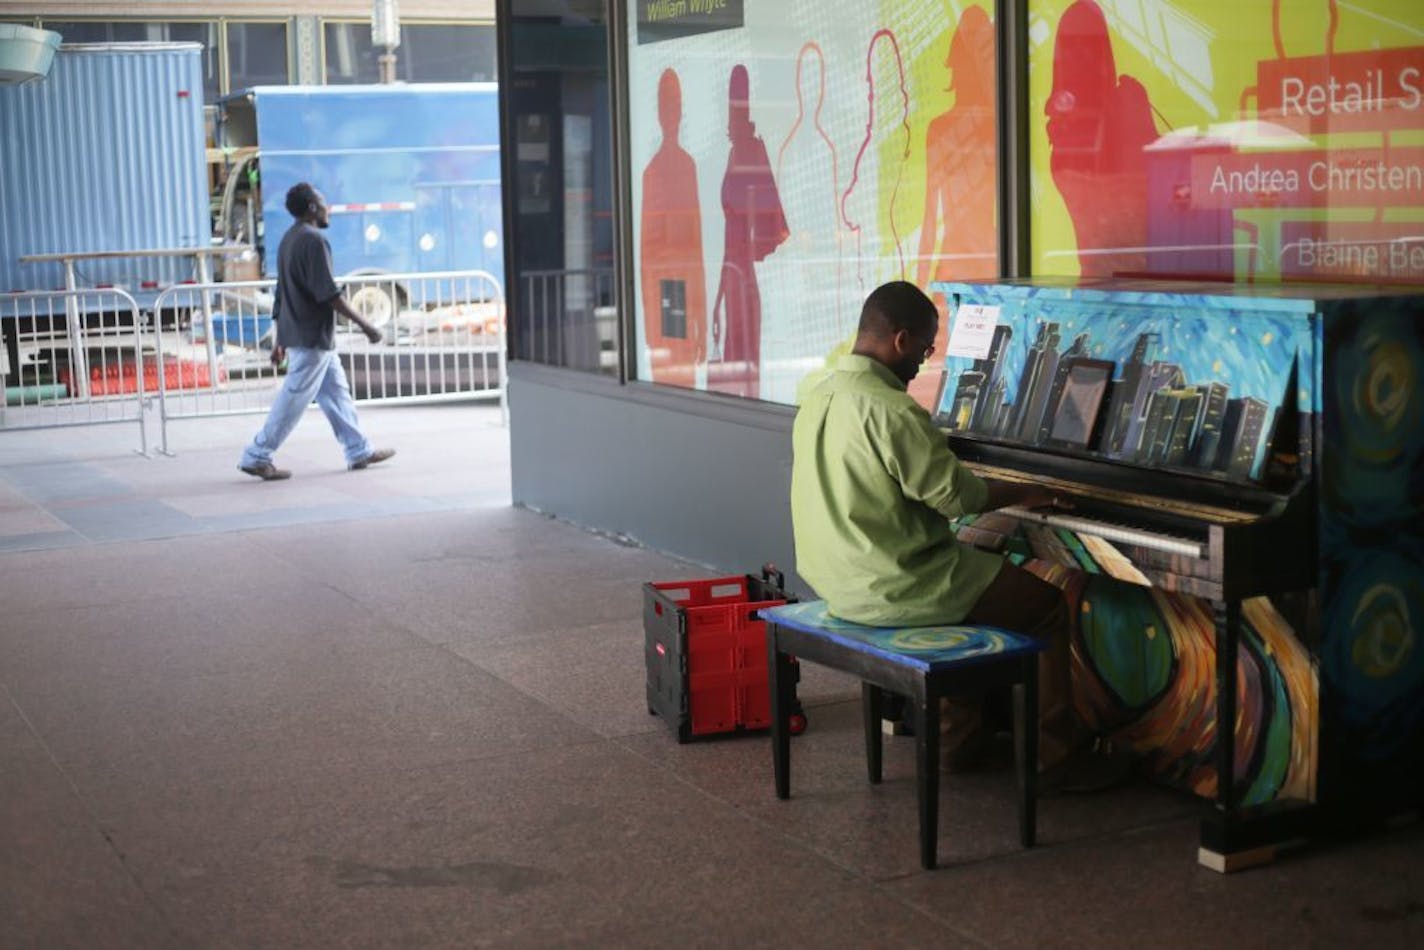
[759,601,1045,674]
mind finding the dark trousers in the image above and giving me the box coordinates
[949,560,1081,768]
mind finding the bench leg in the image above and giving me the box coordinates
[768,625,794,800]
[1015,657,1039,848]
[863,683,884,784]
[915,691,940,869]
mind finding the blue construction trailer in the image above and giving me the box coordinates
[0,42,210,296]
[213,83,504,317]
[1,42,211,389]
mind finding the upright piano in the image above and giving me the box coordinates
[929,277,1424,871]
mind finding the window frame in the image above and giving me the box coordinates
[319,17,497,86]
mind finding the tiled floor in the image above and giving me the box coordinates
[2,405,1421,947]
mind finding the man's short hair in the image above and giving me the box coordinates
[285,182,319,219]
[858,281,937,339]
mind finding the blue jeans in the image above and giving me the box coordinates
[240,347,372,468]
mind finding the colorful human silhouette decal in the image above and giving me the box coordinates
[709,64,789,400]
[912,5,998,409]
[1045,0,1158,277]
[758,42,845,403]
[917,7,997,289]
[639,69,708,389]
[841,29,913,299]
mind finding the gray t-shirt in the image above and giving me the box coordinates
[273,222,341,350]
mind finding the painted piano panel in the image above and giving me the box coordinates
[930,280,1320,483]
[1318,293,1424,809]
[928,279,1422,832]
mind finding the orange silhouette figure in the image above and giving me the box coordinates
[640,69,707,388]
[709,64,788,400]
[913,6,998,410]
[1045,0,1157,277]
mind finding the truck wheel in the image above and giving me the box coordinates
[349,283,401,331]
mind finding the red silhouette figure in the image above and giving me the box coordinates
[709,65,789,399]
[913,6,998,410]
[1045,0,1157,277]
[841,29,913,295]
[640,69,707,389]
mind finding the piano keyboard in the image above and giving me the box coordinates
[964,461,1260,525]
[998,505,1206,559]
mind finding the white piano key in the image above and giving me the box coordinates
[999,506,1206,560]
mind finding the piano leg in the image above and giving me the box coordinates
[1215,599,1239,817]
[1198,597,1323,872]
[1200,599,1256,871]
[1196,599,1276,872]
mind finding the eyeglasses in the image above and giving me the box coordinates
[904,331,935,361]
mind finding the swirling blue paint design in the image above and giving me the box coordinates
[761,600,1041,672]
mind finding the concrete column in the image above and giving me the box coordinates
[295,16,320,84]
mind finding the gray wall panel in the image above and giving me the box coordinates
[509,363,809,592]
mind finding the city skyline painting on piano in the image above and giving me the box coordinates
[928,281,1320,482]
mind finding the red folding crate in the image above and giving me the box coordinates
[644,565,806,742]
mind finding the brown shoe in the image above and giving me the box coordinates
[349,448,395,470]
[1040,742,1134,795]
[941,727,1013,774]
[239,461,291,481]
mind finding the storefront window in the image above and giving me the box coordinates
[404,24,498,82]
[500,2,618,374]
[1028,0,1424,285]
[625,1,999,406]
[227,22,289,91]
[324,22,496,85]
[324,21,380,83]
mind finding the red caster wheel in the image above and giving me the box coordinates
[789,712,808,735]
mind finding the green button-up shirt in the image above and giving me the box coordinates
[791,353,1001,626]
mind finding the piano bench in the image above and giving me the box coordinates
[759,600,1046,870]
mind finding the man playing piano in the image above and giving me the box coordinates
[791,280,1119,784]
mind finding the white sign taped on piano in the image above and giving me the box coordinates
[946,303,1002,359]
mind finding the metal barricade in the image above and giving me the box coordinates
[340,270,507,411]
[0,288,149,454]
[518,268,618,373]
[150,269,506,454]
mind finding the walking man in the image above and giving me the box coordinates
[239,182,394,480]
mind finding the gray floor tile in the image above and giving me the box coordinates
[53,498,207,542]
[97,742,963,948]
[0,460,133,502]
[4,405,1419,947]
[11,644,600,809]
[0,504,66,536]
[0,698,177,949]
[881,815,1424,948]
[0,584,426,689]
[0,528,85,552]
[454,618,666,739]
[622,699,1198,880]
[0,532,292,615]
